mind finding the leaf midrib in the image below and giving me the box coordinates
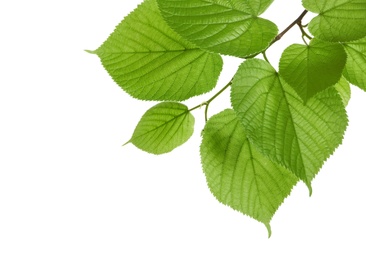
[131,109,190,142]
[98,48,202,55]
[277,76,308,185]
[200,0,254,16]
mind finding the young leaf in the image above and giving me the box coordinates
[279,39,347,102]
[88,0,223,101]
[302,0,366,42]
[156,0,278,57]
[334,77,351,107]
[127,102,194,154]
[343,37,366,91]
[200,109,298,236]
[231,59,348,190]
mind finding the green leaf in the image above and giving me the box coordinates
[156,0,278,57]
[334,77,351,107]
[302,0,366,42]
[231,59,348,190]
[279,39,347,102]
[127,102,194,154]
[88,0,223,101]
[200,109,298,236]
[343,37,366,91]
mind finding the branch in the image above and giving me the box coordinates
[272,10,308,44]
[245,10,309,59]
[190,10,309,118]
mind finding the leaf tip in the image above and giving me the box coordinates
[85,49,97,54]
[307,183,313,197]
[265,223,272,238]
[122,139,131,147]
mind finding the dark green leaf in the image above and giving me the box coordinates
[279,39,347,102]
[231,59,348,190]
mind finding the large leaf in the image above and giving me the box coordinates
[126,102,194,154]
[231,59,348,190]
[87,0,223,101]
[302,0,366,42]
[157,0,278,57]
[343,37,366,91]
[200,109,298,236]
[279,39,347,102]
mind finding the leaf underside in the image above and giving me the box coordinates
[343,37,366,91]
[302,0,366,42]
[157,0,278,57]
[279,39,347,102]
[231,59,348,190]
[200,109,298,236]
[128,102,194,154]
[90,0,223,101]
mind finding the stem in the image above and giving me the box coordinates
[205,80,232,105]
[271,10,308,45]
[189,79,233,121]
[301,34,309,45]
[243,10,308,60]
[298,23,312,40]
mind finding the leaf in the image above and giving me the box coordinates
[342,37,366,91]
[87,0,223,101]
[200,109,298,236]
[127,102,194,154]
[334,77,351,107]
[231,59,348,190]
[279,39,347,102]
[302,0,366,42]
[156,0,278,57]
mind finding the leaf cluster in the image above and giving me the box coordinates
[88,0,366,236]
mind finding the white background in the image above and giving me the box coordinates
[1,0,366,259]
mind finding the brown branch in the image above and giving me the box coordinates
[190,10,309,116]
[244,10,308,59]
[272,10,308,44]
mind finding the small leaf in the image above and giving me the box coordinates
[127,102,194,154]
[200,109,298,236]
[343,37,366,91]
[157,0,278,57]
[302,0,366,42]
[279,39,347,102]
[231,59,348,189]
[334,77,351,107]
[89,0,223,101]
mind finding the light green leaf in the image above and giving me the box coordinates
[200,109,298,236]
[302,0,366,42]
[279,39,347,102]
[88,0,223,101]
[231,59,348,190]
[157,0,278,57]
[343,37,366,91]
[334,77,351,107]
[127,102,194,154]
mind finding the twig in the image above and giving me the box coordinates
[190,10,309,119]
